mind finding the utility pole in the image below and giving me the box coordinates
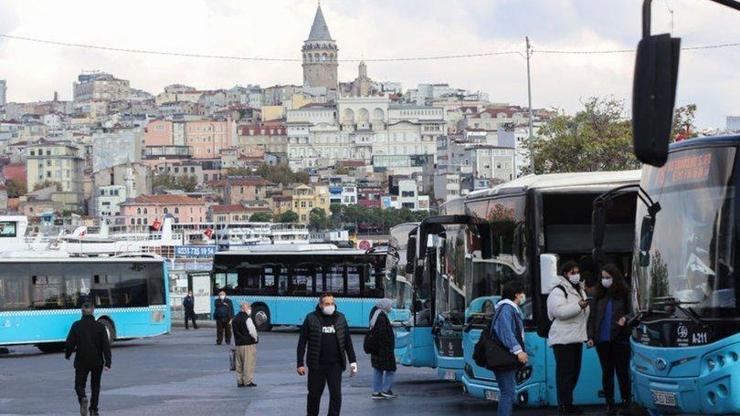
[526,36,535,174]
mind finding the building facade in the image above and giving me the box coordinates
[302,5,338,91]
[26,140,84,194]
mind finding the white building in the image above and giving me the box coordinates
[73,71,131,103]
[95,185,128,217]
[92,128,143,172]
[0,80,6,107]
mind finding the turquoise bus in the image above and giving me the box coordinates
[460,171,639,407]
[0,253,170,353]
[211,244,387,330]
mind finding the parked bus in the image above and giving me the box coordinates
[460,171,639,407]
[393,199,480,381]
[0,252,170,353]
[210,244,387,330]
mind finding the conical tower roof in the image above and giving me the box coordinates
[307,5,332,41]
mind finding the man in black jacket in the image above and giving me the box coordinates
[64,303,112,416]
[297,294,357,416]
[183,290,198,329]
[213,290,234,345]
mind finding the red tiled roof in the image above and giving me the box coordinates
[126,194,204,205]
[227,177,272,186]
[211,204,249,214]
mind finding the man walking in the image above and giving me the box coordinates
[64,303,112,416]
[297,294,358,416]
[183,290,198,330]
[213,290,234,345]
[232,302,258,387]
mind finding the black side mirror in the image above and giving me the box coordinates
[632,33,681,167]
[639,215,655,267]
[405,235,417,274]
[476,224,492,260]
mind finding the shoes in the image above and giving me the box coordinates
[619,401,633,415]
[371,393,385,400]
[246,382,257,387]
[558,405,584,415]
[89,410,100,416]
[380,390,397,399]
[216,343,222,345]
[79,398,89,416]
[237,383,245,388]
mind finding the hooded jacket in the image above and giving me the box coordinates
[546,275,590,346]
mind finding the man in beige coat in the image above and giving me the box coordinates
[232,302,258,387]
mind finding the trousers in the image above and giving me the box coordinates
[74,366,103,411]
[493,368,516,416]
[372,368,395,393]
[235,344,257,385]
[216,318,231,344]
[595,341,631,402]
[307,364,342,416]
[553,343,583,406]
[185,312,198,329]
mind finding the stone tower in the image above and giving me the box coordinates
[302,4,338,90]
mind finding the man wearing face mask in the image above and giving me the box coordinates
[547,261,590,415]
[232,302,258,388]
[213,290,234,345]
[297,294,358,416]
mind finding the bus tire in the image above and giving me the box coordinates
[99,318,116,346]
[252,305,272,332]
[36,342,65,353]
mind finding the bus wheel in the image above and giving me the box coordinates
[99,318,116,346]
[252,305,272,332]
[36,342,65,353]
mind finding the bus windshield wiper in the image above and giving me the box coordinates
[651,296,707,325]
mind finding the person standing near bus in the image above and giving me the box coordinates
[587,264,632,415]
[491,281,529,416]
[232,302,259,388]
[547,261,590,415]
[213,290,234,345]
[368,298,397,400]
[183,291,198,330]
[297,293,358,416]
[64,303,112,416]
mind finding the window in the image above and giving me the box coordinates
[31,267,64,309]
[0,263,31,310]
[289,264,315,296]
[323,265,346,295]
[0,221,18,237]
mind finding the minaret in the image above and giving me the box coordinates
[301,3,338,90]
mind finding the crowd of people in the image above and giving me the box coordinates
[63,261,632,416]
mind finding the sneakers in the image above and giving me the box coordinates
[79,398,89,416]
[246,382,257,387]
[381,390,397,399]
[89,411,100,416]
[371,393,385,400]
[237,382,245,388]
[558,405,585,415]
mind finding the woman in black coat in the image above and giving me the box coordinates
[369,298,397,399]
[587,264,632,415]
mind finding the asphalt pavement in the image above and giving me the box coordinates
[0,327,609,416]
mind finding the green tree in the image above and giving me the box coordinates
[672,104,698,141]
[5,179,27,198]
[309,207,330,230]
[528,97,640,174]
[249,212,273,222]
[152,174,198,192]
[33,180,62,191]
[254,164,308,186]
[277,210,299,223]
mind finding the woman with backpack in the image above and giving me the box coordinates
[587,264,632,415]
[547,260,590,415]
[490,280,529,416]
[367,298,397,400]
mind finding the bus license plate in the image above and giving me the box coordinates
[485,390,500,401]
[444,370,456,380]
[651,390,677,407]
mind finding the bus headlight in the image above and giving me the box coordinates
[516,365,533,384]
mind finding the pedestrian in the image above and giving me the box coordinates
[587,264,632,415]
[297,293,358,416]
[491,281,529,416]
[64,303,112,416]
[368,298,397,400]
[233,302,259,388]
[183,290,198,330]
[547,260,590,415]
[213,290,234,345]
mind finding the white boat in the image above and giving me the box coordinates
[215,222,272,250]
[270,223,310,245]
[55,217,182,256]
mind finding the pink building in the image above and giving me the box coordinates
[186,120,236,159]
[120,194,207,226]
[144,119,174,146]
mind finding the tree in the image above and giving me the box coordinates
[527,97,640,174]
[152,174,198,193]
[672,104,698,141]
[33,180,62,191]
[254,164,308,186]
[309,207,330,230]
[249,212,272,222]
[5,179,27,198]
[277,210,299,223]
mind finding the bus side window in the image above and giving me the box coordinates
[31,268,64,309]
[0,264,31,310]
[347,265,361,297]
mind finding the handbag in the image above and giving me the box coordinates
[484,306,523,371]
[229,348,236,371]
[363,326,378,354]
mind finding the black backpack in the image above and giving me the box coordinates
[472,305,523,371]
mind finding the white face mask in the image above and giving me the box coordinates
[517,294,526,305]
[245,309,251,315]
[568,274,581,284]
[601,278,613,288]
[219,295,225,300]
[322,305,336,316]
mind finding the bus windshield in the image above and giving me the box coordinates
[635,146,738,318]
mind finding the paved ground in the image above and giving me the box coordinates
[0,327,609,416]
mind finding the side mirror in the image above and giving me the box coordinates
[476,224,493,260]
[639,215,655,267]
[539,253,559,295]
[405,235,417,274]
[632,33,681,167]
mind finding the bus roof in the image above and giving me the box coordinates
[0,252,164,262]
[466,170,641,200]
[669,134,740,152]
[215,243,373,256]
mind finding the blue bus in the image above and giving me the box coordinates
[0,253,170,353]
[460,171,640,407]
[622,137,740,414]
[210,244,387,330]
[392,199,479,382]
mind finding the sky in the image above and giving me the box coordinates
[0,0,738,128]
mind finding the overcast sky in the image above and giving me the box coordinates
[0,0,738,128]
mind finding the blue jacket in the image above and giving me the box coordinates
[491,300,524,355]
